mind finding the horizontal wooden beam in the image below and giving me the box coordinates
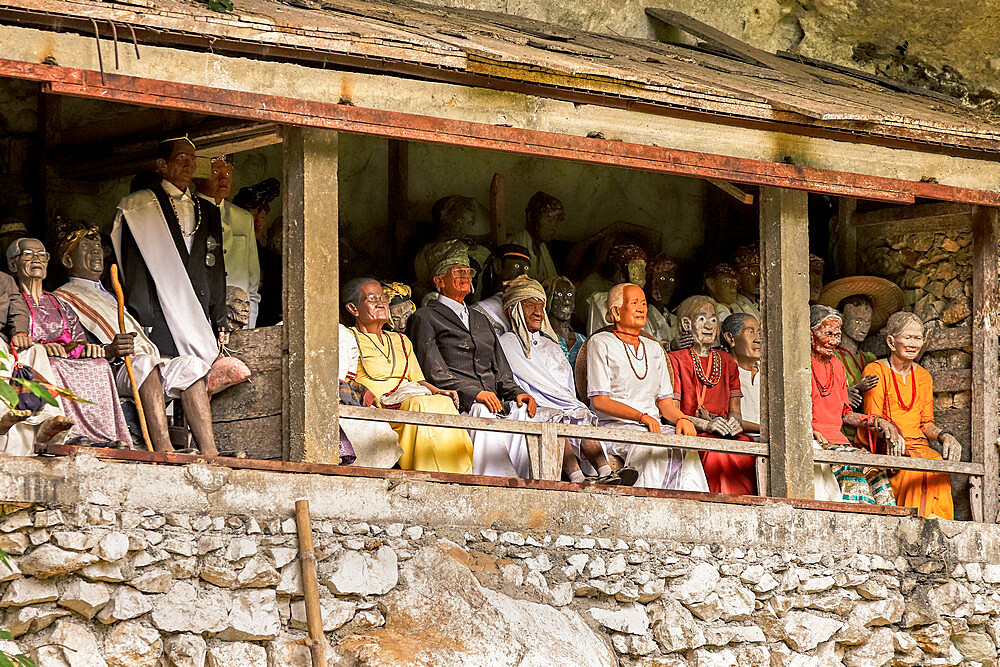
[3,57,999,205]
[813,448,983,476]
[930,368,972,393]
[708,178,754,204]
[924,326,973,353]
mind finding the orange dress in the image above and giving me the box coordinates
[862,360,952,520]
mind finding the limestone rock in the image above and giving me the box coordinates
[162,634,207,667]
[911,623,951,654]
[96,532,130,562]
[237,556,280,588]
[278,562,304,596]
[28,618,107,667]
[843,627,893,667]
[51,531,101,551]
[225,538,258,562]
[80,562,126,583]
[290,597,356,632]
[58,579,110,619]
[5,603,70,636]
[691,648,737,667]
[952,632,996,662]
[926,581,971,618]
[321,545,398,596]
[1,577,58,607]
[130,568,172,593]
[218,589,280,641]
[102,620,163,667]
[588,603,649,635]
[778,611,843,652]
[671,562,719,605]
[269,547,297,569]
[715,579,754,621]
[18,544,98,578]
[200,560,239,588]
[339,540,616,666]
[702,625,765,646]
[649,597,705,652]
[151,581,229,634]
[265,635,335,667]
[0,532,30,555]
[96,586,153,623]
[206,642,267,666]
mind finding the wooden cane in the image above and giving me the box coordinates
[109,265,154,452]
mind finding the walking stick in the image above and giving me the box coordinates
[110,265,153,452]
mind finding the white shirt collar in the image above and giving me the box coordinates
[68,276,112,296]
[161,179,193,201]
[437,294,468,315]
[196,191,224,208]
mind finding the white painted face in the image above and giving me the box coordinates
[887,321,925,363]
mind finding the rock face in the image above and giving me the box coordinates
[338,541,617,666]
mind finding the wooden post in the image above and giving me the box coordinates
[387,139,408,265]
[294,499,327,667]
[972,206,999,522]
[489,173,506,247]
[834,197,857,276]
[282,127,341,463]
[760,187,814,499]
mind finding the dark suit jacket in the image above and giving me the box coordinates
[0,272,28,342]
[408,298,523,412]
[117,182,227,357]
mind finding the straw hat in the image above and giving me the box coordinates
[817,276,903,331]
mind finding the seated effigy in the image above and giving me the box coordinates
[53,222,215,454]
[731,244,761,322]
[543,276,585,367]
[343,277,472,474]
[509,191,561,282]
[408,240,536,478]
[413,196,492,305]
[702,262,742,321]
[499,275,635,485]
[585,244,674,343]
[472,244,532,338]
[667,296,756,495]
[585,283,708,491]
[10,238,131,447]
[719,313,761,438]
[809,305,897,506]
[382,281,417,333]
[861,312,960,520]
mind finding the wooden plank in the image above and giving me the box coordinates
[226,325,283,371]
[812,449,984,476]
[707,179,754,205]
[760,187,814,499]
[853,202,975,228]
[972,206,1000,522]
[929,369,972,393]
[211,369,282,421]
[924,326,973,353]
[835,197,857,276]
[214,415,282,460]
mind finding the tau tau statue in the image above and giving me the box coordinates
[583,243,650,336]
[809,253,825,303]
[225,286,251,332]
[509,191,561,282]
[413,195,492,304]
[731,244,761,322]
[543,275,585,368]
[703,262,741,322]
[54,222,220,456]
[473,244,532,337]
[382,281,417,333]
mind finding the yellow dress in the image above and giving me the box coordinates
[351,328,473,474]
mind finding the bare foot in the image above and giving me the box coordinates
[0,409,31,435]
[36,416,74,444]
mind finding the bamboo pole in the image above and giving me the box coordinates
[294,498,327,666]
[109,264,153,452]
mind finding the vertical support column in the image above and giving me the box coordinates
[283,127,341,464]
[387,139,408,266]
[972,206,999,522]
[834,197,857,276]
[760,187,814,499]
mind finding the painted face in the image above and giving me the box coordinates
[649,266,677,306]
[811,317,842,358]
[737,263,760,299]
[841,300,873,342]
[810,267,824,303]
[530,208,563,244]
[66,234,104,281]
[626,259,646,288]
[887,322,925,363]
[202,159,234,201]
[685,303,718,348]
[434,265,474,301]
[616,284,647,331]
[520,297,546,333]
[497,255,530,285]
[13,239,49,282]
[706,272,739,306]
[389,299,416,332]
[547,282,575,322]
[731,316,761,363]
[226,287,251,330]
[157,141,197,191]
[351,280,391,327]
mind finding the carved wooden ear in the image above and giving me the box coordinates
[60,254,73,270]
[680,317,692,331]
[722,332,735,348]
[154,158,168,175]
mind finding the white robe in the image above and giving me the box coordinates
[468,402,531,478]
[471,294,509,338]
[54,279,210,399]
[0,343,67,457]
[586,331,708,491]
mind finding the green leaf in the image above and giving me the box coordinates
[0,382,18,409]
[208,0,234,12]
[0,548,10,570]
[0,652,15,667]
[14,380,58,407]
[0,629,11,640]
[16,655,35,667]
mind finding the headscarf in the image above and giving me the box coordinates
[502,275,558,359]
[382,281,413,306]
[55,220,102,263]
[810,304,842,329]
[428,238,474,280]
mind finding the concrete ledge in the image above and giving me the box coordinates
[1,453,996,562]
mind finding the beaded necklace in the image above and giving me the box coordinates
[890,364,917,411]
[812,357,835,397]
[168,193,202,237]
[689,349,722,387]
[614,331,648,380]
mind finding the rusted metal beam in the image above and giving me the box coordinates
[32,441,915,516]
[5,58,999,205]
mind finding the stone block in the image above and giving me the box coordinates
[200,560,239,588]
[79,561,126,583]
[289,597,355,632]
[237,555,280,588]
[649,597,705,652]
[102,620,163,667]
[218,589,280,641]
[162,634,207,667]
[96,532,130,562]
[1,577,58,607]
[320,545,398,596]
[130,567,173,593]
[952,632,996,662]
[28,618,106,667]
[843,627,893,667]
[588,603,649,635]
[207,642,267,667]
[225,538,258,562]
[151,581,229,634]
[671,562,720,605]
[96,586,153,623]
[58,579,111,619]
[0,532,30,555]
[18,544,98,578]
[51,531,101,551]
[5,603,69,636]
[691,648,738,667]
[715,579,754,621]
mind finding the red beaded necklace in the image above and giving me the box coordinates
[890,364,917,411]
[812,357,835,397]
[689,349,722,387]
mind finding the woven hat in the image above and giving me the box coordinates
[428,238,473,279]
[817,276,903,331]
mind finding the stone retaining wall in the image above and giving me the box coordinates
[1,454,999,666]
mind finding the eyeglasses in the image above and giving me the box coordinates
[19,250,49,262]
[448,267,475,278]
[359,294,389,304]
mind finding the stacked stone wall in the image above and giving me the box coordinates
[1,456,1000,666]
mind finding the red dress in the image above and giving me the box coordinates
[668,349,757,495]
